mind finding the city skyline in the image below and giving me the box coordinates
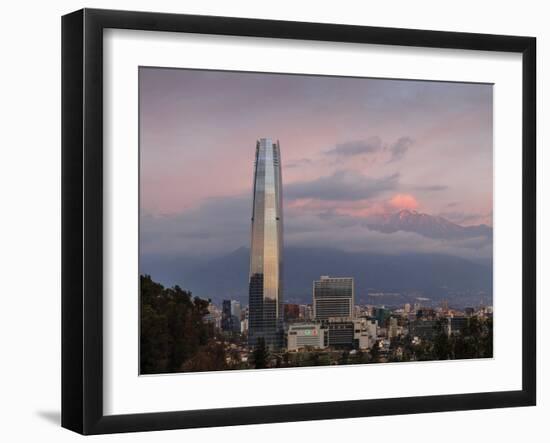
[141,269,493,374]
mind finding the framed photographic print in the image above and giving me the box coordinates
[61,8,536,435]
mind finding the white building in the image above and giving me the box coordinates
[287,323,327,351]
[388,317,399,339]
[241,318,248,334]
[365,319,378,341]
[354,321,370,350]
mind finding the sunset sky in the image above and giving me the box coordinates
[140,67,493,262]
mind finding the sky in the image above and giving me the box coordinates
[139,67,493,262]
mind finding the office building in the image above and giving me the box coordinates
[327,319,355,348]
[416,307,436,320]
[388,317,399,339]
[409,319,438,340]
[248,138,284,349]
[222,299,242,333]
[203,303,222,330]
[284,303,300,321]
[374,307,391,325]
[449,316,468,335]
[299,304,313,321]
[326,317,370,349]
[313,276,354,320]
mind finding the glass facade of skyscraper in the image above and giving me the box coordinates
[313,276,354,320]
[248,138,284,349]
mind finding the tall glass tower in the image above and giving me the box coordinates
[248,138,284,349]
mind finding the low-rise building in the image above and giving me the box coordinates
[328,319,354,348]
[327,317,371,349]
[409,319,438,340]
[365,319,378,341]
[284,303,300,321]
[388,317,399,339]
[448,316,469,335]
[287,323,327,351]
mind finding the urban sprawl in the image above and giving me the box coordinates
[203,276,493,368]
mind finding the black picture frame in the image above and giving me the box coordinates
[61,8,536,435]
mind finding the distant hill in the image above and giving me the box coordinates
[141,246,492,307]
[366,209,492,241]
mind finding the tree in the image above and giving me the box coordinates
[283,352,291,367]
[354,349,369,364]
[433,319,452,360]
[452,316,493,360]
[413,340,433,361]
[339,350,350,365]
[140,274,214,374]
[181,341,228,372]
[305,351,321,366]
[481,317,493,358]
[370,340,381,362]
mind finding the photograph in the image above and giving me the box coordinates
[139,67,494,374]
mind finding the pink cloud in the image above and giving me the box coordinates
[388,194,420,211]
[286,193,421,219]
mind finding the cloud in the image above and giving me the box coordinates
[388,194,419,210]
[414,184,448,192]
[287,193,419,220]
[323,136,414,163]
[140,195,251,257]
[285,170,399,201]
[284,210,493,261]
[325,137,383,157]
[141,189,492,270]
[284,158,313,169]
[287,198,379,219]
[437,210,493,227]
[386,136,414,162]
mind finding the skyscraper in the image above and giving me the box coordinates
[221,299,242,333]
[248,138,284,349]
[221,300,232,332]
[313,276,354,321]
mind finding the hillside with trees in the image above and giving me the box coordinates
[140,274,226,374]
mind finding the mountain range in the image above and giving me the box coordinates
[140,210,493,307]
[141,246,492,307]
[365,209,492,241]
